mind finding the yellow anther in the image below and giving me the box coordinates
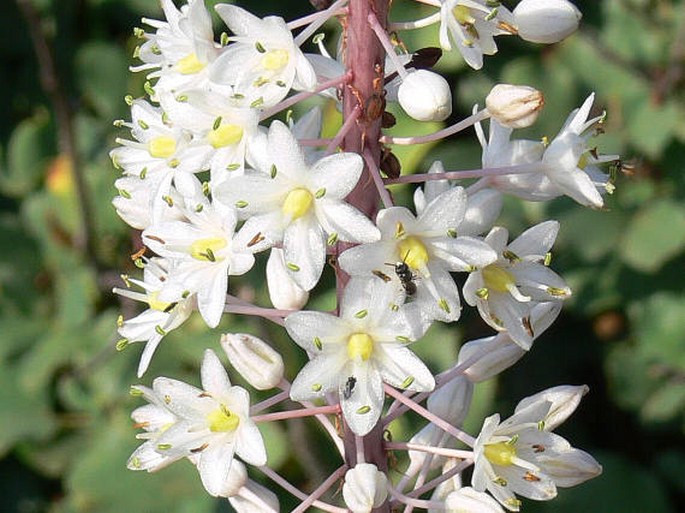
[453,5,476,25]
[176,53,206,75]
[148,136,177,158]
[482,265,516,293]
[484,441,517,467]
[190,237,228,261]
[261,49,289,71]
[207,405,240,432]
[347,333,374,361]
[397,236,429,270]
[148,291,172,312]
[577,152,589,170]
[208,124,244,149]
[282,188,314,220]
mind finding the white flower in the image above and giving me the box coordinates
[220,333,284,390]
[215,120,380,291]
[286,278,434,436]
[462,221,571,349]
[439,0,516,70]
[158,89,262,190]
[472,386,602,511]
[112,174,185,230]
[514,0,582,44]
[129,350,267,497]
[485,84,544,129]
[342,463,389,513]
[110,100,211,223]
[113,257,195,377]
[210,4,317,109]
[142,182,256,328]
[132,0,218,94]
[541,93,618,208]
[397,69,452,122]
[266,247,309,310]
[339,186,497,326]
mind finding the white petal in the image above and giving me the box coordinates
[508,220,559,257]
[317,200,380,243]
[285,311,348,350]
[309,152,363,199]
[201,349,232,397]
[198,442,237,496]
[283,216,325,291]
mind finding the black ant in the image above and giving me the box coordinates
[387,251,418,296]
[343,376,357,400]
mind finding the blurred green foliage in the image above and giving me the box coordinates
[1,0,684,511]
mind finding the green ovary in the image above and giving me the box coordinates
[347,333,374,361]
[148,291,171,312]
[176,53,206,75]
[484,441,517,466]
[482,265,515,293]
[453,5,476,25]
[282,188,314,220]
[207,405,240,432]
[397,236,429,269]
[261,49,289,71]
[190,237,228,261]
[148,136,177,158]
[208,124,244,149]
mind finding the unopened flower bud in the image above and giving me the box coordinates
[459,335,526,383]
[514,384,589,431]
[514,0,582,44]
[229,479,280,512]
[220,333,284,390]
[398,69,452,122]
[266,248,309,310]
[486,84,544,129]
[342,463,389,513]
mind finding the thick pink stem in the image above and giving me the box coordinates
[339,2,391,511]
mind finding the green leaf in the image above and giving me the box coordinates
[620,199,685,273]
[1,110,54,197]
[625,98,679,158]
[75,42,130,119]
[558,208,626,262]
[641,383,685,423]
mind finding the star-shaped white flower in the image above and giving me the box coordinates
[215,120,380,291]
[210,4,317,109]
[462,221,571,349]
[113,257,195,377]
[132,0,219,93]
[472,385,601,511]
[143,180,256,328]
[286,278,434,436]
[339,186,498,326]
[439,0,516,70]
[111,100,212,223]
[128,350,267,497]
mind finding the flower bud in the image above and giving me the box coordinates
[514,384,589,431]
[459,335,526,383]
[266,248,309,310]
[398,69,452,122]
[514,0,582,44]
[485,84,544,129]
[220,333,284,390]
[229,479,279,512]
[342,463,389,513]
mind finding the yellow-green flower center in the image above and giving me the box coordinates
[148,136,177,158]
[453,5,476,25]
[397,236,429,270]
[577,152,589,170]
[282,188,314,220]
[208,124,244,149]
[148,291,172,312]
[261,49,290,71]
[176,53,206,75]
[484,441,517,466]
[482,265,515,293]
[190,237,228,261]
[207,404,240,433]
[347,333,374,361]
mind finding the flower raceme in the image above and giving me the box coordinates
[112,0,612,511]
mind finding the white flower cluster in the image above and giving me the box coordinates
[111,0,611,511]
